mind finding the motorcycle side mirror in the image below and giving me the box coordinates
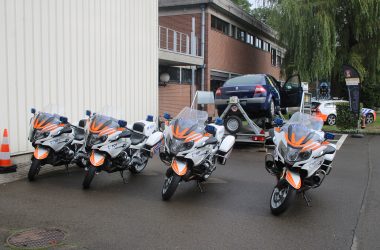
[324,132,335,140]
[60,116,68,124]
[205,125,216,136]
[118,120,127,128]
[215,117,223,126]
[78,119,86,128]
[146,115,154,122]
[86,110,92,117]
[31,108,36,114]
[163,112,171,120]
[274,118,283,126]
[319,145,336,157]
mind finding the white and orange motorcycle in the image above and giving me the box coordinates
[159,107,235,201]
[265,112,336,215]
[28,106,86,181]
[82,111,163,189]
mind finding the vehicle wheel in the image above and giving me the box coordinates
[162,172,181,201]
[129,159,148,174]
[83,166,97,189]
[28,158,41,182]
[224,115,242,134]
[327,114,336,126]
[366,113,374,124]
[270,181,296,215]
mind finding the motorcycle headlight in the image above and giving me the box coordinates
[86,134,107,147]
[169,138,194,154]
[34,130,49,141]
[297,150,312,161]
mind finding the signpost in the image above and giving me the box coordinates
[342,64,363,137]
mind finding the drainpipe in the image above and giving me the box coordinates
[201,4,205,91]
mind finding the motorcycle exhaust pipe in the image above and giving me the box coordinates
[312,169,326,188]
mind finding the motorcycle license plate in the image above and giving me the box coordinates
[171,159,187,176]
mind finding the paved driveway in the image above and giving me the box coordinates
[0,136,379,249]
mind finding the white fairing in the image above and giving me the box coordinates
[185,147,212,166]
[99,139,130,158]
[146,131,163,147]
[208,124,225,142]
[41,133,73,152]
[219,135,235,153]
[324,144,336,162]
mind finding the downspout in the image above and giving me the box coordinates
[201,4,205,91]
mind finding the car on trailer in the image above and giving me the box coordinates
[215,74,303,134]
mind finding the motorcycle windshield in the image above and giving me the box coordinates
[170,107,208,139]
[281,112,324,147]
[87,114,120,135]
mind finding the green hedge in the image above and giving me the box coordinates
[336,103,359,130]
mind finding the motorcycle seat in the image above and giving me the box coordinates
[130,132,145,145]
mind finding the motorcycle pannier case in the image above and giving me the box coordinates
[216,135,235,165]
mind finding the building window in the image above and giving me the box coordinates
[231,25,236,38]
[246,33,254,45]
[211,15,229,35]
[276,51,282,67]
[271,48,277,66]
[181,68,192,83]
[237,28,246,42]
[263,41,270,52]
[255,37,262,48]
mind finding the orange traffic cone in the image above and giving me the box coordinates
[0,129,17,173]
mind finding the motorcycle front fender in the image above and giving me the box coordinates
[34,146,50,160]
[90,150,106,167]
[285,169,302,190]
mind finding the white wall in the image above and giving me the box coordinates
[0,0,158,155]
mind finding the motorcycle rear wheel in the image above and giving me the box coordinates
[129,159,148,174]
[83,166,97,189]
[270,181,295,215]
[28,158,41,182]
[162,171,181,201]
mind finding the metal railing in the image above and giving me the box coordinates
[159,26,201,57]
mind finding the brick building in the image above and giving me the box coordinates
[158,0,285,116]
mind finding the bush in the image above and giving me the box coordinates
[336,103,359,130]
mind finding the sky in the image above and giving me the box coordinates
[249,0,266,9]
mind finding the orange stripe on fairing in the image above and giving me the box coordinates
[171,125,204,143]
[171,160,187,176]
[286,171,301,189]
[274,127,280,132]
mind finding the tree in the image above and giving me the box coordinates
[269,0,380,107]
[231,0,252,13]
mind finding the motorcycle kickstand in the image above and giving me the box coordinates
[302,191,312,207]
[120,170,128,184]
[197,181,205,193]
[65,164,70,175]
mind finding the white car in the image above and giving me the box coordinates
[312,100,377,126]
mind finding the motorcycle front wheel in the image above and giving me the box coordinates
[270,181,295,215]
[162,171,181,201]
[83,166,97,189]
[28,158,41,182]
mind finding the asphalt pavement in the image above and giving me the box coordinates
[0,136,379,249]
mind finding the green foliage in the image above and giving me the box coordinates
[336,103,359,130]
[231,0,252,13]
[265,0,380,107]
